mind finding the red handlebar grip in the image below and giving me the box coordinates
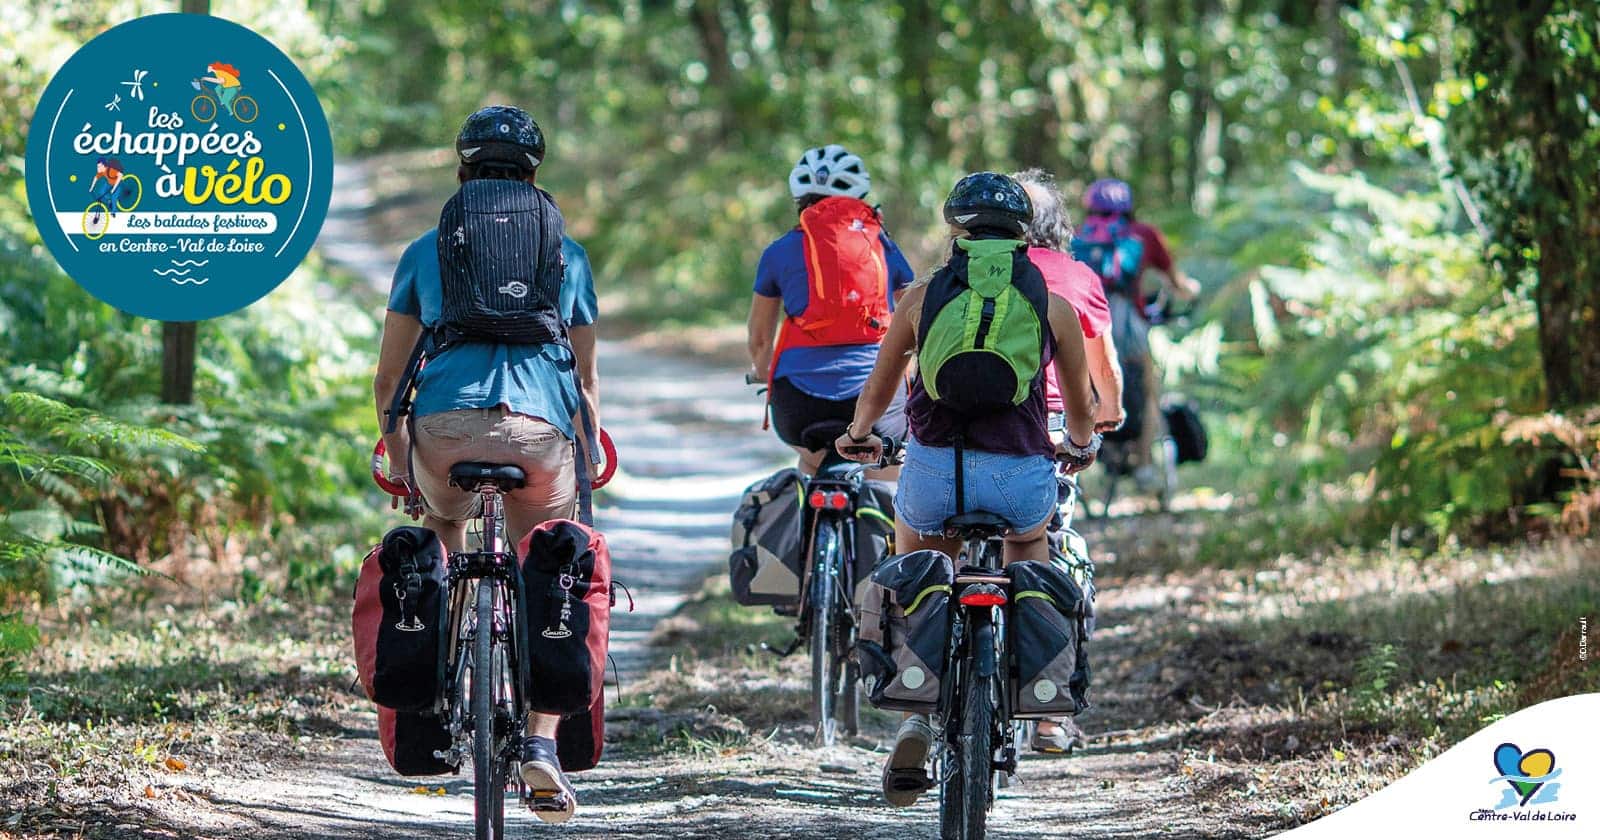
[371,439,412,497]
[591,428,619,490]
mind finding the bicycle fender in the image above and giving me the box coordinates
[973,618,998,679]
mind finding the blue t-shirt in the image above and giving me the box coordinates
[755,229,915,400]
[387,230,598,438]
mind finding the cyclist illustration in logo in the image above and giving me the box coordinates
[191,61,257,123]
[82,156,142,240]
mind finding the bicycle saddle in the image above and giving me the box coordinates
[942,511,1010,540]
[447,462,526,491]
[799,420,851,452]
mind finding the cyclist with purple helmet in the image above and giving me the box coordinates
[1078,178,1198,485]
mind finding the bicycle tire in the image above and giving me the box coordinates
[839,660,860,736]
[809,519,839,746]
[234,95,259,123]
[942,672,994,840]
[191,94,216,123]
[114,174,141,212]
[472,580,502,840]
[82,203,110,239]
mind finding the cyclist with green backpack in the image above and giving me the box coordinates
[833,172,1100,805]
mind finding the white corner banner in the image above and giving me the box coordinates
[1284,693,1596,838]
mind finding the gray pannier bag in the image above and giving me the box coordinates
[851,479,897,608]
[1049,525,1097,635]
[1006,560,1091,717]
[855,550,953,713]
[728,467,806,606]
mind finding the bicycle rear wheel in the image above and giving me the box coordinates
[809,520,840,746]
[940,666,995,840]
[472,580,505,840]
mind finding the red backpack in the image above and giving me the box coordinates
[766,195,891,385]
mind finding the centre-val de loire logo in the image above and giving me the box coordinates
[25,13,332,321]
[1468,741,1578,824]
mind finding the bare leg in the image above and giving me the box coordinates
[1002,520,1050,565]
[424,514,469,553]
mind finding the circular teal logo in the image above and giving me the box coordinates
[25,13,333,321]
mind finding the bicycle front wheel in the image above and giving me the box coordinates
[82,203,110,239]
[809,519,841,746]
[941,672,994,840]
[472,580,505,840]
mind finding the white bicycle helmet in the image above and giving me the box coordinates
[788,145,871,200]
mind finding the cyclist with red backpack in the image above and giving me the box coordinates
[746,145,916,476]
[372,105,597,823]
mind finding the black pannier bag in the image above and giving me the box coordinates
[728,468,806,606]
[436,178,567,345]
[1006,560,1091,717]
[851,479,897,607]
[855,550,953,713]
[517,519,612,717]
[352,526,449,713]
[378,706,455,776]
[1163,398,1209,464]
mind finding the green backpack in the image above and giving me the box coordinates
[917,238,1051,416]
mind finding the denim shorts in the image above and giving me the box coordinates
[893,438,1058,537]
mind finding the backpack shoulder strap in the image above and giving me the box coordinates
[384,326,436,435]
[916,245,971,351]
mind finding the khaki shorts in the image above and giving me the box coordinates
[410,407,577,547]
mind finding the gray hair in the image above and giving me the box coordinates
[1012,168,1074,250]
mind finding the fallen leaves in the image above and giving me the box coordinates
[163,757,187,772]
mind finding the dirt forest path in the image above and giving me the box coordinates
[136,157,1249,839]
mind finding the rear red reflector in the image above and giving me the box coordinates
[808,491,827,508]
[828,492,849,510]
[959,591,1007,607]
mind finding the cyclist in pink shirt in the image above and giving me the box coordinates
[1013,169,1125,436]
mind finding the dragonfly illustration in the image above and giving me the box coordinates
[121,69,148,101]
[104,94,121,112]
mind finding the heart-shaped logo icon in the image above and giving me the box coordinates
[1493,742,1558,806]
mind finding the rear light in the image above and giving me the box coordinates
[808,490,850,510]
[959,583,1008,608]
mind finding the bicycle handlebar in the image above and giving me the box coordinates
[837,434,903,469]
[371,427,620,497]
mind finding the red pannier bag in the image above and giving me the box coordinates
[353,526,454,776]
[352,526,448,711]
[518,519,613,770]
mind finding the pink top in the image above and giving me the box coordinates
[1029,247,1110,414]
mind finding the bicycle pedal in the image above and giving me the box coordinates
[528,791,570,811]
[885,768,932,793]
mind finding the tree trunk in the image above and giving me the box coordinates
[163,0,208,406]
[897,0,941,159]
[1532,118,1600,409]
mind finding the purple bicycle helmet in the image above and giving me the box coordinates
[1084,178,1134,214]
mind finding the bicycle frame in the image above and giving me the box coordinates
[435,485,531,832]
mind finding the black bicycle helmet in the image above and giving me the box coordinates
[455,105,545,172]
[943,171,1033,236]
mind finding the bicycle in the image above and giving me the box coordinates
[782,422,901,746]
[190,79,258,124]
[82,174,142,240]
[370,436,618,839]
